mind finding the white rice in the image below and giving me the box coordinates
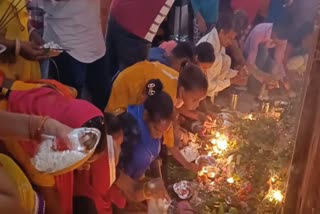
[32,138,86,173]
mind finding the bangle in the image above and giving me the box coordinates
[34,116,49,140]
[15,39,20,56]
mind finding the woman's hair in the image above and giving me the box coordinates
[233,10,249,35]
[144,79,174,122]
[178,63,208,92]
[104,112,123,135]
[194,42,215,63]
[171,42,194,61]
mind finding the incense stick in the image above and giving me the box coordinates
[0,3,27,32]
[0,0,16,27]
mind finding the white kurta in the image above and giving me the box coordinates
[197,28,238,99]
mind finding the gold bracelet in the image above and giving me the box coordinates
[34,116,49,140]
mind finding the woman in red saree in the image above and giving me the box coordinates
[3,86,107,214]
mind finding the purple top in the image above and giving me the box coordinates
[244,23,288,77]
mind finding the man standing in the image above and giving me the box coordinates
[105,0,175,97]
[44,0,108,110]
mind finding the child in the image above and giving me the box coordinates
[117,79,173,213]
[106,62,208,173]
[191,0,220,44]
[119,79,173,180]
[244,20,290,100]
[194,42,215,74]
[149,41,194,71]
[197,14,247,103]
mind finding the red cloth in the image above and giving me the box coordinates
[74,153,126,214]
[111,0,168,40]
[7,87,103,214]
[159,41,177,55]
[8,87,102,128]
[231,0,262,24]
[55,172,74,214]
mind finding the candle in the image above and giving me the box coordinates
[269,190,283,203]
[210,133,229,152]
[198,166,216,179]
[273,190,283,202]
[207,172,216,179]
[217,138,228,151]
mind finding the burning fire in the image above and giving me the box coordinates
[266,189,284,203]
[210,132,229,153]
[244,113,255,120]
[227,177,235,184]
[198,166,216,179]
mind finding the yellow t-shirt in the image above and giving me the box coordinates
[0,154,35,214]
[0,0,40,80]
[106,61,179,148]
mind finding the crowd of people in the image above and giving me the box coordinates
[0,0,317,213]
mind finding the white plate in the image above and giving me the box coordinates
[0,44,7,54]
[173,181,194,199]
[32,128,101,174]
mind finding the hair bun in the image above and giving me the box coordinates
[146,79,163,97]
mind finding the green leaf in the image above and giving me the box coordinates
[218,204,225,214]
[229,207,239,214]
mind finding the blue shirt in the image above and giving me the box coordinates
[119,105,162,180]
[191,0,219,25]
[148,47,170,66]
[266,0,286,23]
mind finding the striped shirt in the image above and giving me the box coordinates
[111,0,174,42]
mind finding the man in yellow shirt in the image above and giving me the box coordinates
[106,61,208,172]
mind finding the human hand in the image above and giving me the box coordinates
[20,41,48,61]
[238,66,249,77]
[29,30,45,46]
[185,162,201,174]
[196,13,207,33]
[145,178,169,200]
[43,118,73,149]
[230,74,247,86]
[282,80,291,91]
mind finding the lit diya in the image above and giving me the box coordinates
[173,181,194,199]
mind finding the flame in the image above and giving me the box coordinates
[207,172,216,178]
[227,177,235,184]
[268,190,283,203]
[211,133,228,151]
[217,138,228,151]
[215,132,221,138]
[244,113,255,120]
[198,170,204,176]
